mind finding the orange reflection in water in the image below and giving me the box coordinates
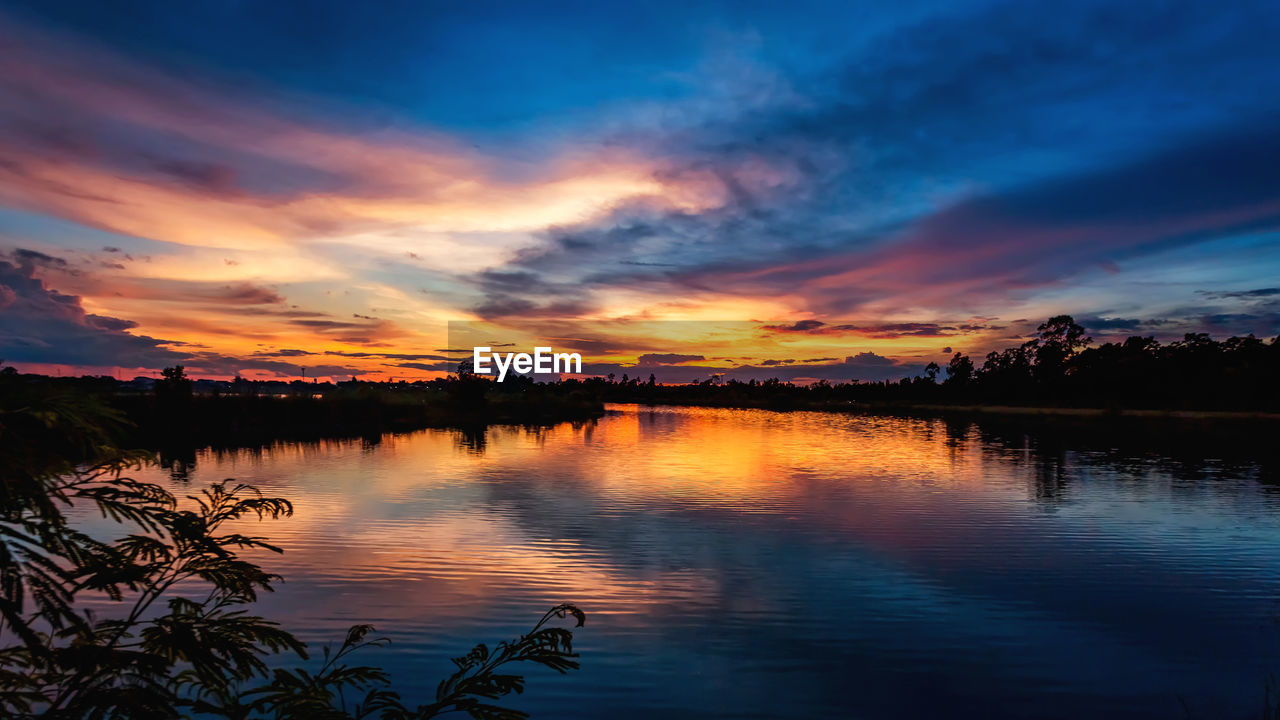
[136,407,1035,630]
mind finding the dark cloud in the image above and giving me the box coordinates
[250,348,313,358]
[474,270,557,294]
[180,352,361,379]
[761,320,994,338]
[292,319,373,330]
[62,277,288,306]
[1080,317,1173,333]
[148,158,240,195]
[213,283,285,304]
[326,351,451,361]
[472,296,594,321]
[521,221,657,263]
[11,248,69,270]
[1079,307,1280,339]
[137,282,284,306]
[1198,288,1280,300]
[217,306,326,318]
[764,320,827,333]
[84,314,138,332]
[1195,310,1280,337]
[466,265,599,320]
[0,259,185,367]
[394,361,455,372]
[636,353,706,365]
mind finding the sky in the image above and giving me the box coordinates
[1,0,1279,382]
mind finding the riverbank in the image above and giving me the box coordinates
[614,396,1280,422]
[114,390,605,450]
[844,402,1280,422]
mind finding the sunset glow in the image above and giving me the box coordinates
[2,2,1279,381]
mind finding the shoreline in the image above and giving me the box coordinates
[111,392,606,453]
[613,399,1280,422]
[850,403,1280,422]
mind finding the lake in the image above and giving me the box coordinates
[129,404,1280,719]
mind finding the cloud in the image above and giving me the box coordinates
[394,361,455,372]
[1198,287,1280,300]
[84,314,138,332]
[1078,307,1280,339]
[196,283,285,304]
[0,257,186,367]
[121,281,287,305]
[760,320,991,338]
[148,158,240,196]
[472,296,595,321]
[763,320,827,333]
[249,348,313,358]
[636,353,706,365]
[12,247,69,269]
[292,319,376,330]
[1079,317,1176,333]
[178,352,362,379]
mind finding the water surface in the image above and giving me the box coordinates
[132,405,1280,719]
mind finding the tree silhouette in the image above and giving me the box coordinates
[155,365,193,405]
[1033,315,1091,386]
[944,353,975,387]
[924,362,940,383]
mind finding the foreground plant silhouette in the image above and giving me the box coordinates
[0,382,584,719]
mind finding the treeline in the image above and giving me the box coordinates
[0,366,603,452]
[600,316,1280,412]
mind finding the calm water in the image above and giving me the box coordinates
[128,405,1280,719]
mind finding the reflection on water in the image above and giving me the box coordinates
[129,405,1280,719]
